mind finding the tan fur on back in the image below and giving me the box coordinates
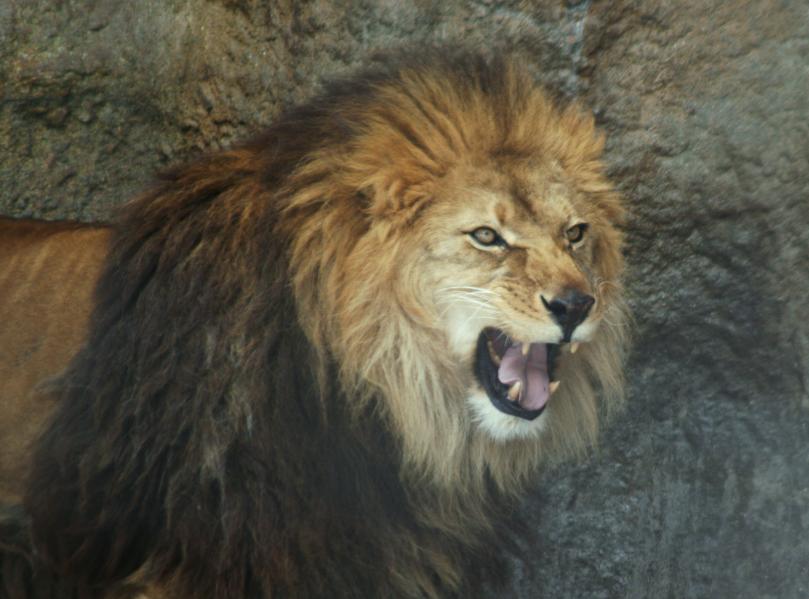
[0,218,110,502]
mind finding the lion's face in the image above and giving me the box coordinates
[401,159,621,442]
[288,62,625,468]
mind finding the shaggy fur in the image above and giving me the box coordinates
[2,50,627,598]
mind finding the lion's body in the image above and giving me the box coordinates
[0,51,627,599]
[0,219,109,503]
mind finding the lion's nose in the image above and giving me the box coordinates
[541,290,595,341]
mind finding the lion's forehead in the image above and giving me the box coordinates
[447,161,580,217]
[437,182,580,236]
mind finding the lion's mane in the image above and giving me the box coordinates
[20,51,627,598]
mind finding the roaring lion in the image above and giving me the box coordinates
[0,51,627,598]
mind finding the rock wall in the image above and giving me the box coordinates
[1,1,807,597]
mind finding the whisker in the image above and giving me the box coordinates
[435,293,497,311]
[437,286,497,295]
[436,300,498,320]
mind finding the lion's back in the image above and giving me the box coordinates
[0,218,111,502]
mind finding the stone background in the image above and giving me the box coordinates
[1,1,807,597]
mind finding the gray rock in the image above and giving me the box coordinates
[1,1,807,597]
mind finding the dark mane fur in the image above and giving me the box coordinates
[16,51,529,598]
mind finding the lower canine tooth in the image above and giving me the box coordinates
[521,342,530,356]
[549,381,561,394]
[507,380,522,401]
[570,342,580,354]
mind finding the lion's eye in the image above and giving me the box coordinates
[566,223,588,245]
[469,227,505,248]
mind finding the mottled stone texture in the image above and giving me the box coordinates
[1,0,807,597]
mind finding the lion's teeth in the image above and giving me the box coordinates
[549,380,561,394]
[507,380,522,401]
[487,340,501,365]
[521,342,530,356]
[570,342,580,354]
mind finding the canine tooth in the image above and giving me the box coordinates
[507,380,522,401]
[521,342,530,356]
[487,340,501,365]
[570,342,580,354]
[549,381,561,395]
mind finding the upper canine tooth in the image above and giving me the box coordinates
[521,342,530,356]
[487,340,501,365]
[549,380,561,394]
[507,380,522,401]
[570,342,580,354]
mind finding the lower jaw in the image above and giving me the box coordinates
[488,393,545,420]
[467,391,551,443]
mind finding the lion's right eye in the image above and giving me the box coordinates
[468,227,506,248]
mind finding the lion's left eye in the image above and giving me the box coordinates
[468,227,506,248]
[566,223,588,245]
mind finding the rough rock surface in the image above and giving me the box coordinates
[1,1,807,597]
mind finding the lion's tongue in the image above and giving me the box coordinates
[497,344,550,411]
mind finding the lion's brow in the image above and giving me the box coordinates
[508,182,537,219]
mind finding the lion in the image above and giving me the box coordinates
[0,51,628,598]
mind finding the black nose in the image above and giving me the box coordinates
[541,290,595,341]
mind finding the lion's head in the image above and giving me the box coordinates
[281,53,628,491]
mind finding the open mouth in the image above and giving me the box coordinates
[473,328,568,421]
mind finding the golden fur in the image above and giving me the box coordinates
[0,52,627,598]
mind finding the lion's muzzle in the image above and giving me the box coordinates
[541,289,595,342]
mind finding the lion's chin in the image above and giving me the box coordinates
[467,389,549,442]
